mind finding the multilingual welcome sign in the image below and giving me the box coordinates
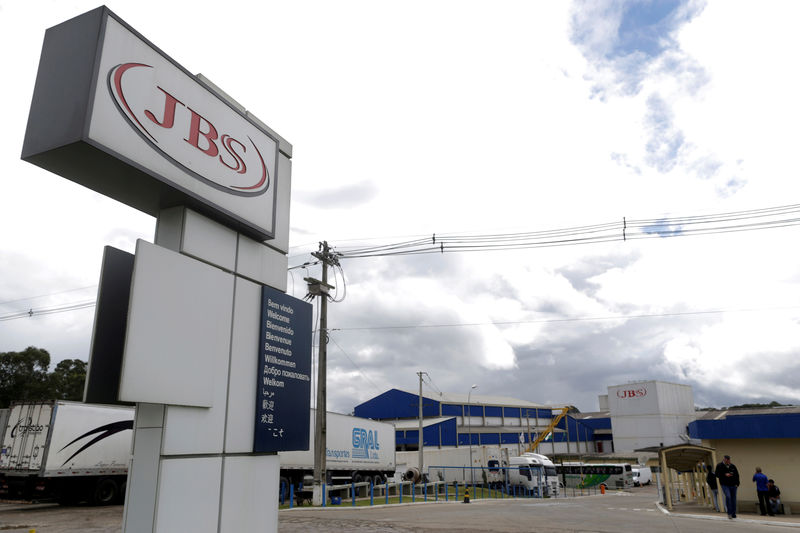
[254,286,313,452]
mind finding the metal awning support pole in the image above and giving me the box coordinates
[710,449,719,512]
[661,449,673,510]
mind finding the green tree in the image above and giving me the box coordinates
[49,359,87,401]
[0,346,52,408]
[0,348,88,408]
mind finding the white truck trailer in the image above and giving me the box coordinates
[396,446,506,487]
[0,400,133,504]
[277,409,396,489]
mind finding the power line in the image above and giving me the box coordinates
[329,304,800,332]
[326,203,800,259]
[422,373,443,396]
[0,300,97,322]
[0,285,97,308]
[327,335,382,396]
[7,202,800,321]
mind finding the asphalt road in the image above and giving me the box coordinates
[280,487,799,533]
[1,486,798,532]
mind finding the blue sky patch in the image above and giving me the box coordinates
[613,0,684,60]
[643,219,683,237]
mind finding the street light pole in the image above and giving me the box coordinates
[467,384,477,485]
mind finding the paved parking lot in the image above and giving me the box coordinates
[2,486,798,532]
[280,487,800,533]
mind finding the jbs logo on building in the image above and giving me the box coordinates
[108,62,270,197]
[616,387,647,399]
[351,427,380,460]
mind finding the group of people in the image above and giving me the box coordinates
[753,466,782,517]
[706,455,781,519]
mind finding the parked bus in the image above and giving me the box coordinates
[556,462,633,490]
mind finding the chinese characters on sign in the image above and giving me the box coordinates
[254,286,312,452]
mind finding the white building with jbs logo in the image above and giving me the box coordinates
[599,381,696,453]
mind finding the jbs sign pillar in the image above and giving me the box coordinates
[22,7,310,532]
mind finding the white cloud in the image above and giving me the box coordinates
[2,1,800,412]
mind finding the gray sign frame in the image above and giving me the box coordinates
[22,7,291,242]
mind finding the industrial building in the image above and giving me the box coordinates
[353,388,599,457]
[354,380,798,514]
[354,380,691,459]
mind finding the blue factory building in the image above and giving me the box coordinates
[354,389,606,455]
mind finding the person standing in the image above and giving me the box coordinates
[753,467,770,515]
[715,455,740,519]
[767,479,781,516]
[706,467,721,512]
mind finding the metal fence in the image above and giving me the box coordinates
[279,466,607,508]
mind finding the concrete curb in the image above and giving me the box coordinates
[655,502,800,527]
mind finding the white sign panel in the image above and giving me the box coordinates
[89,17,278,238]
[22,7,290,243]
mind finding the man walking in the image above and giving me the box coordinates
[753,467,770,516]
[715,455,740,519]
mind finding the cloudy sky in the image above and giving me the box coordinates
[2,0,800,414]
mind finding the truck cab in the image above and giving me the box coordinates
[507,453,559,497]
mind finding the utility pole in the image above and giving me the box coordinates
[526,412,531,456]
[417,371,428,475]
[467,384,477,485]
[306,241,337,507]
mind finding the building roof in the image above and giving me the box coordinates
[694,405,800,419]
[354,388,568,423]
[403,389,560,409]
[394,417,453,430]
[689,407,800,440]
[574,411,611,418]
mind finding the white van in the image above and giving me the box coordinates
[632,466,652,486]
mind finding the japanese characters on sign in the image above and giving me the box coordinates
[254,286,312,452]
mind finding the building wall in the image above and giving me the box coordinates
[703,438,800,512]
[608,381,694,452]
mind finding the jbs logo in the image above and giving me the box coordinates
[108,62,270,197]
[352,428,379,459]
[616,387,647,399]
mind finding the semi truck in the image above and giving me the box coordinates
[0,400,134,505]
[277,409,396,490]
[507,453,560,496]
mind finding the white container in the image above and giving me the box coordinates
[0,400,133,504]
[277,409,395,486]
